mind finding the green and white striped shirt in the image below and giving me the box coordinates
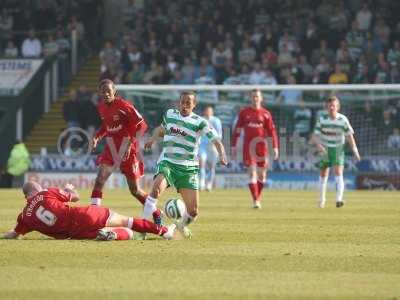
[314,112,354,148]
[158,109,218,167]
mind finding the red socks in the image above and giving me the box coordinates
[129,218,165,235]
[249,181,265,201]
[248,183,259,201]
[257,181,264,199]
[110,228,133,240]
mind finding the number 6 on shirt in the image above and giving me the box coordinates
[35,206,57,226]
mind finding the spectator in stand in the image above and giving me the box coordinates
[278,30,299,54]
[388,128,400,149]
[238,40,256,65]
[166,55,178,73]
[67,15,85,49]
[388,41,400,66]
[3,40,18,58]
[181,58,195,84]
[43,34,59,57]
[249,62,266,84]
[56,29,71,85]
[0,9,13,47]
[315,55,331,82]
[328,64,349,84]
[356,3,373,32]
[278,43,294,67]
[298,54,313,83]
[261,45,278,68]
[380,110,395,138]
[194,57,215,81]
[21,29,42,58]
[312,40,335,66]
[121,43,142,72]
[239,64,251,84]
[346,20,365,61]
[125,62,144,84]
[373,18,391,49]
[63,89,80,128]
[302,20,319,55]
[277,76,303,105]
[78,86,99,136]
[212,42,233,82]
[169,68,186,84]
[99,41,121,73]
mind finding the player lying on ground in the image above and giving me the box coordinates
[199,105,222,191]
[2,181,176,241]
[311,96,361,208]
[231,89,279,209]
[90,79,162,223]
[140,91,228,239]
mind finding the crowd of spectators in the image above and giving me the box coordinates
[0,0,101,82]
[98,0,400,87]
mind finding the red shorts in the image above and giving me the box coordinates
[243,142,269,168]
[96,145,144,180]
[69,205,111,239]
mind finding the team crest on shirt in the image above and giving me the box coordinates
[113,115,120,121]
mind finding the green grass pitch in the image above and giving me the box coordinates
[0,188,399,300]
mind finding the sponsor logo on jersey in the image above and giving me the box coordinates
[247,122,263,128]
[107,124,122,132]
[169,126,187,136]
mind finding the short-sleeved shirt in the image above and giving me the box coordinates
[14,188,74,239]
[313,112,354,148]
[95,97,145,149]
[159,109,218,167]
[14,188,109,239]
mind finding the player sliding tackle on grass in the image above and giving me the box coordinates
[311,96,361,208]
[141,91,228,239]
[2,181,176,241]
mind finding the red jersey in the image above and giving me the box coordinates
[95,96,147,149]
[232,106,279,149]
[14,188,75,239]
[14,188,110,239]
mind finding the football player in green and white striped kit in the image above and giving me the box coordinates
[142,91,228,238]
[311,96,361,208]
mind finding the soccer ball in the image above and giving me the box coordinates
[164,198,186,220]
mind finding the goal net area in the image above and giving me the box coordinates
[117,84,400,191]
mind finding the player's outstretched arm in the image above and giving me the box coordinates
[2,230,19,239]
[346,134,361,161]
[144,126,165,150]
[212,138,228,166]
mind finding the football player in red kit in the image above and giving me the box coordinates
[91,79,161,224]
[2,181,176,241]
[232,89,279,208]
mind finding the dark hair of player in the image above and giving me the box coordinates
[98,79,115,90]
[326,95,340,104]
